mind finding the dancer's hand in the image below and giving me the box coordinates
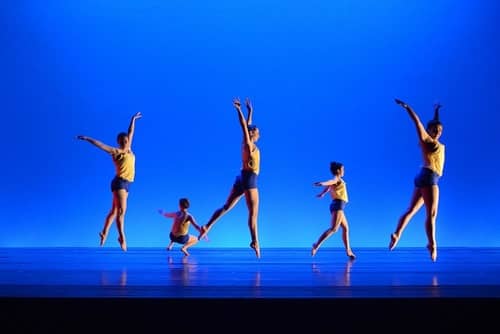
[158,209,163,215]
[196,226,209,241]
[395,98,408,108]
[233,98,241,109]
[313,181,322,187]
[132,112,142,120]
[245,98,253,112]
[76,135,87,141]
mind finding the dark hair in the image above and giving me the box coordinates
[329,161,344,175]
[247,124,258,132]
[179,198,190,209]
[427,103,443,129]
[116,132,128,142]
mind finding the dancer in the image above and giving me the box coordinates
[77,112,142,251]
[312,161,356,260]
[158,198,203,256]
[389,99,445,262]
[198,98,261,258]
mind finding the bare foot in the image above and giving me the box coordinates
[118,236,127,252]
[198,225,209,240]
[250,242,261,259]
[389,233,399,251]
[311,243,318,257]
[166,245,173,251]
[427,244,437,262]
[99,231,107,246]
[347,251,356,260]
[181,247,190,256]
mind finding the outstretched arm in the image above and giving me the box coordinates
[395,99,430,143]
[234,98,252,149]
[313,178,337,198]
[127,112,142,149]
[315,186,330,198]
[245,98,253,125]
[158,209,177,218]
[313,178,338,187]
[76,135,115,154]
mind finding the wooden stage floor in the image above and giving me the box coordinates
[1,247,498,331]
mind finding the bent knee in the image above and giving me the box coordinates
[330,226,339,233]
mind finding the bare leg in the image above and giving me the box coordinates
[389,188,424,250]
[312,211,341,256]
[245,188,260,258]
[198,186,243,240]
[421,185,439,262]
[166,241,174,251]
[180,235,199,257]
[100,195,118,246]
[339,214,356,259]
[115,189,128,252]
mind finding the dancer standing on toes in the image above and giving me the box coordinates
[158,198,203,257]
[77,112,142,252]
[312,162,356,260]
[198,98,262,258]
[389,99,445,262]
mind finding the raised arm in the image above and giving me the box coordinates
[245,98,253,125]
[126,112,142,149]
[395,99,430,143]
[77,135,115,154]
[234,98,252,149]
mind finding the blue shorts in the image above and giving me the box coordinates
[330,199,346,212]
[111,176,131,192]
[233,170,258,195]
[414,167,440,188]
[170,232,189,244]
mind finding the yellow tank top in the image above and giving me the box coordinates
[329,178,348,202]
[172,211,190,236]
[242,144,260,175]
[422,142,445,176]
[112,150,135,182]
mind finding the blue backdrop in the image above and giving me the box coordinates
[1,0,499,248]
